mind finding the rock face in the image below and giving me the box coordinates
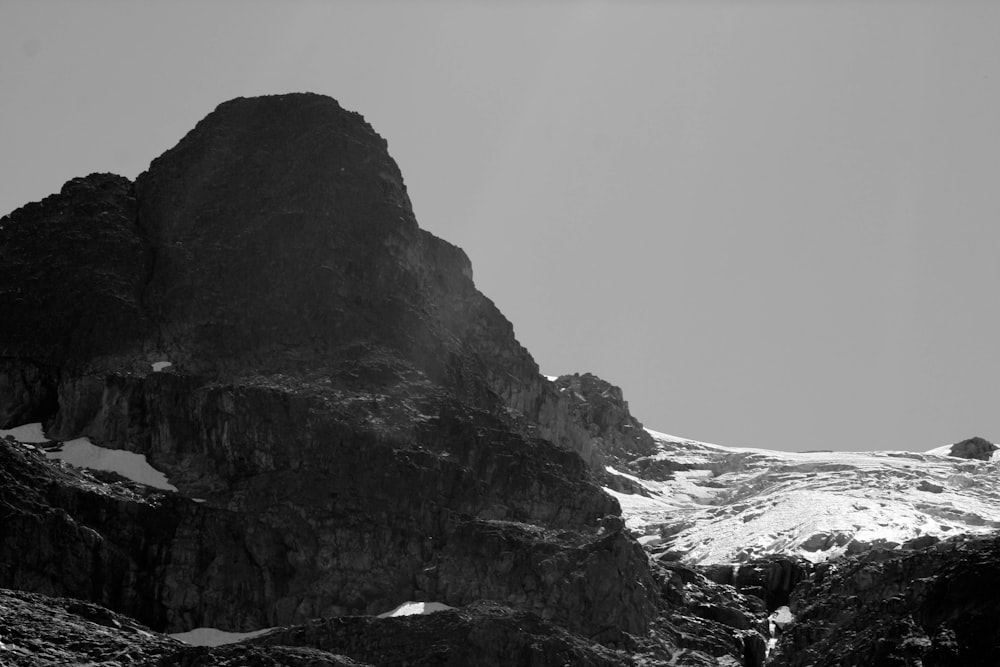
[237,601,632,667]
[647,558,770,667]
[548,373,657,467]
[702,557,812,613]
[769,534,1000,666]
[0,173,147,427]
[0,587,179,666]
[0,93,661,656]
[948,436,997,461]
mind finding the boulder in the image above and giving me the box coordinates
[948,436,997,461]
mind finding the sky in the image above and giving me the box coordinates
[3,1,999,452]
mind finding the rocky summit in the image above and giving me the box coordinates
[1,93,999,666]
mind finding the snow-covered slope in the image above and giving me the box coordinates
[607,429,1000,564]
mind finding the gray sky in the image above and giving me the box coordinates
[3,1,999,452]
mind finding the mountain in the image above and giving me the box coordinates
[1,93,998,666]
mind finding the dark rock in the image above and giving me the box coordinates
[0,587,178,666]
[0,173,151,369]
[0,410,651,636]
[429,519,657,640]
[641,559,770,666]
[238,601,632,667]
[548,373,657,466]
[702,557,812,612]
[0,359,59,428]
[769,533,1000,666]
[917,480,945,493]
[158,645,370,667]
[948,436,997,461]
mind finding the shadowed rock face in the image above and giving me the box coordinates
[769,534,1000,667]
[0,173,148,427]
[0,94,658,643]
[0,173,150,367]
[702,557,813,613]
[0,587,180,666]
[133,94,469,380]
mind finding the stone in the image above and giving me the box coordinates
[0,587,178,666]
[948,436,997,461]
[917,480,945,493]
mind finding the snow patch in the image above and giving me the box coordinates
[543,374,559,382]
[170,627,274,646]
[151,360,173,372]
[770,605,794,628]
[47,437,178,491]
[0,422,49,443]
[377,601,454,618]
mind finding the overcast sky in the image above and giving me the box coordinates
[3,1,999,452]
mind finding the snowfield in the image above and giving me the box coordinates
[170,627,274,646]
[609,429,1000,564]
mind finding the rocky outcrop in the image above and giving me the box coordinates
[157,646,368,667]
[239,601,632,667]
[769,534,1000,666]
[0,587,179,666]
[642,558,770,667]
[0,587,625,667]
[948,436,997,461]
[546,373,657,467]
[703,557,812,612]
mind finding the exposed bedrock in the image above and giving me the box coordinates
[2,403,652,636]
[0,587,181,666]
[769,534,1000,666]
[546,372,657,469]
[175,601,632,667]
[702,557,813,613]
